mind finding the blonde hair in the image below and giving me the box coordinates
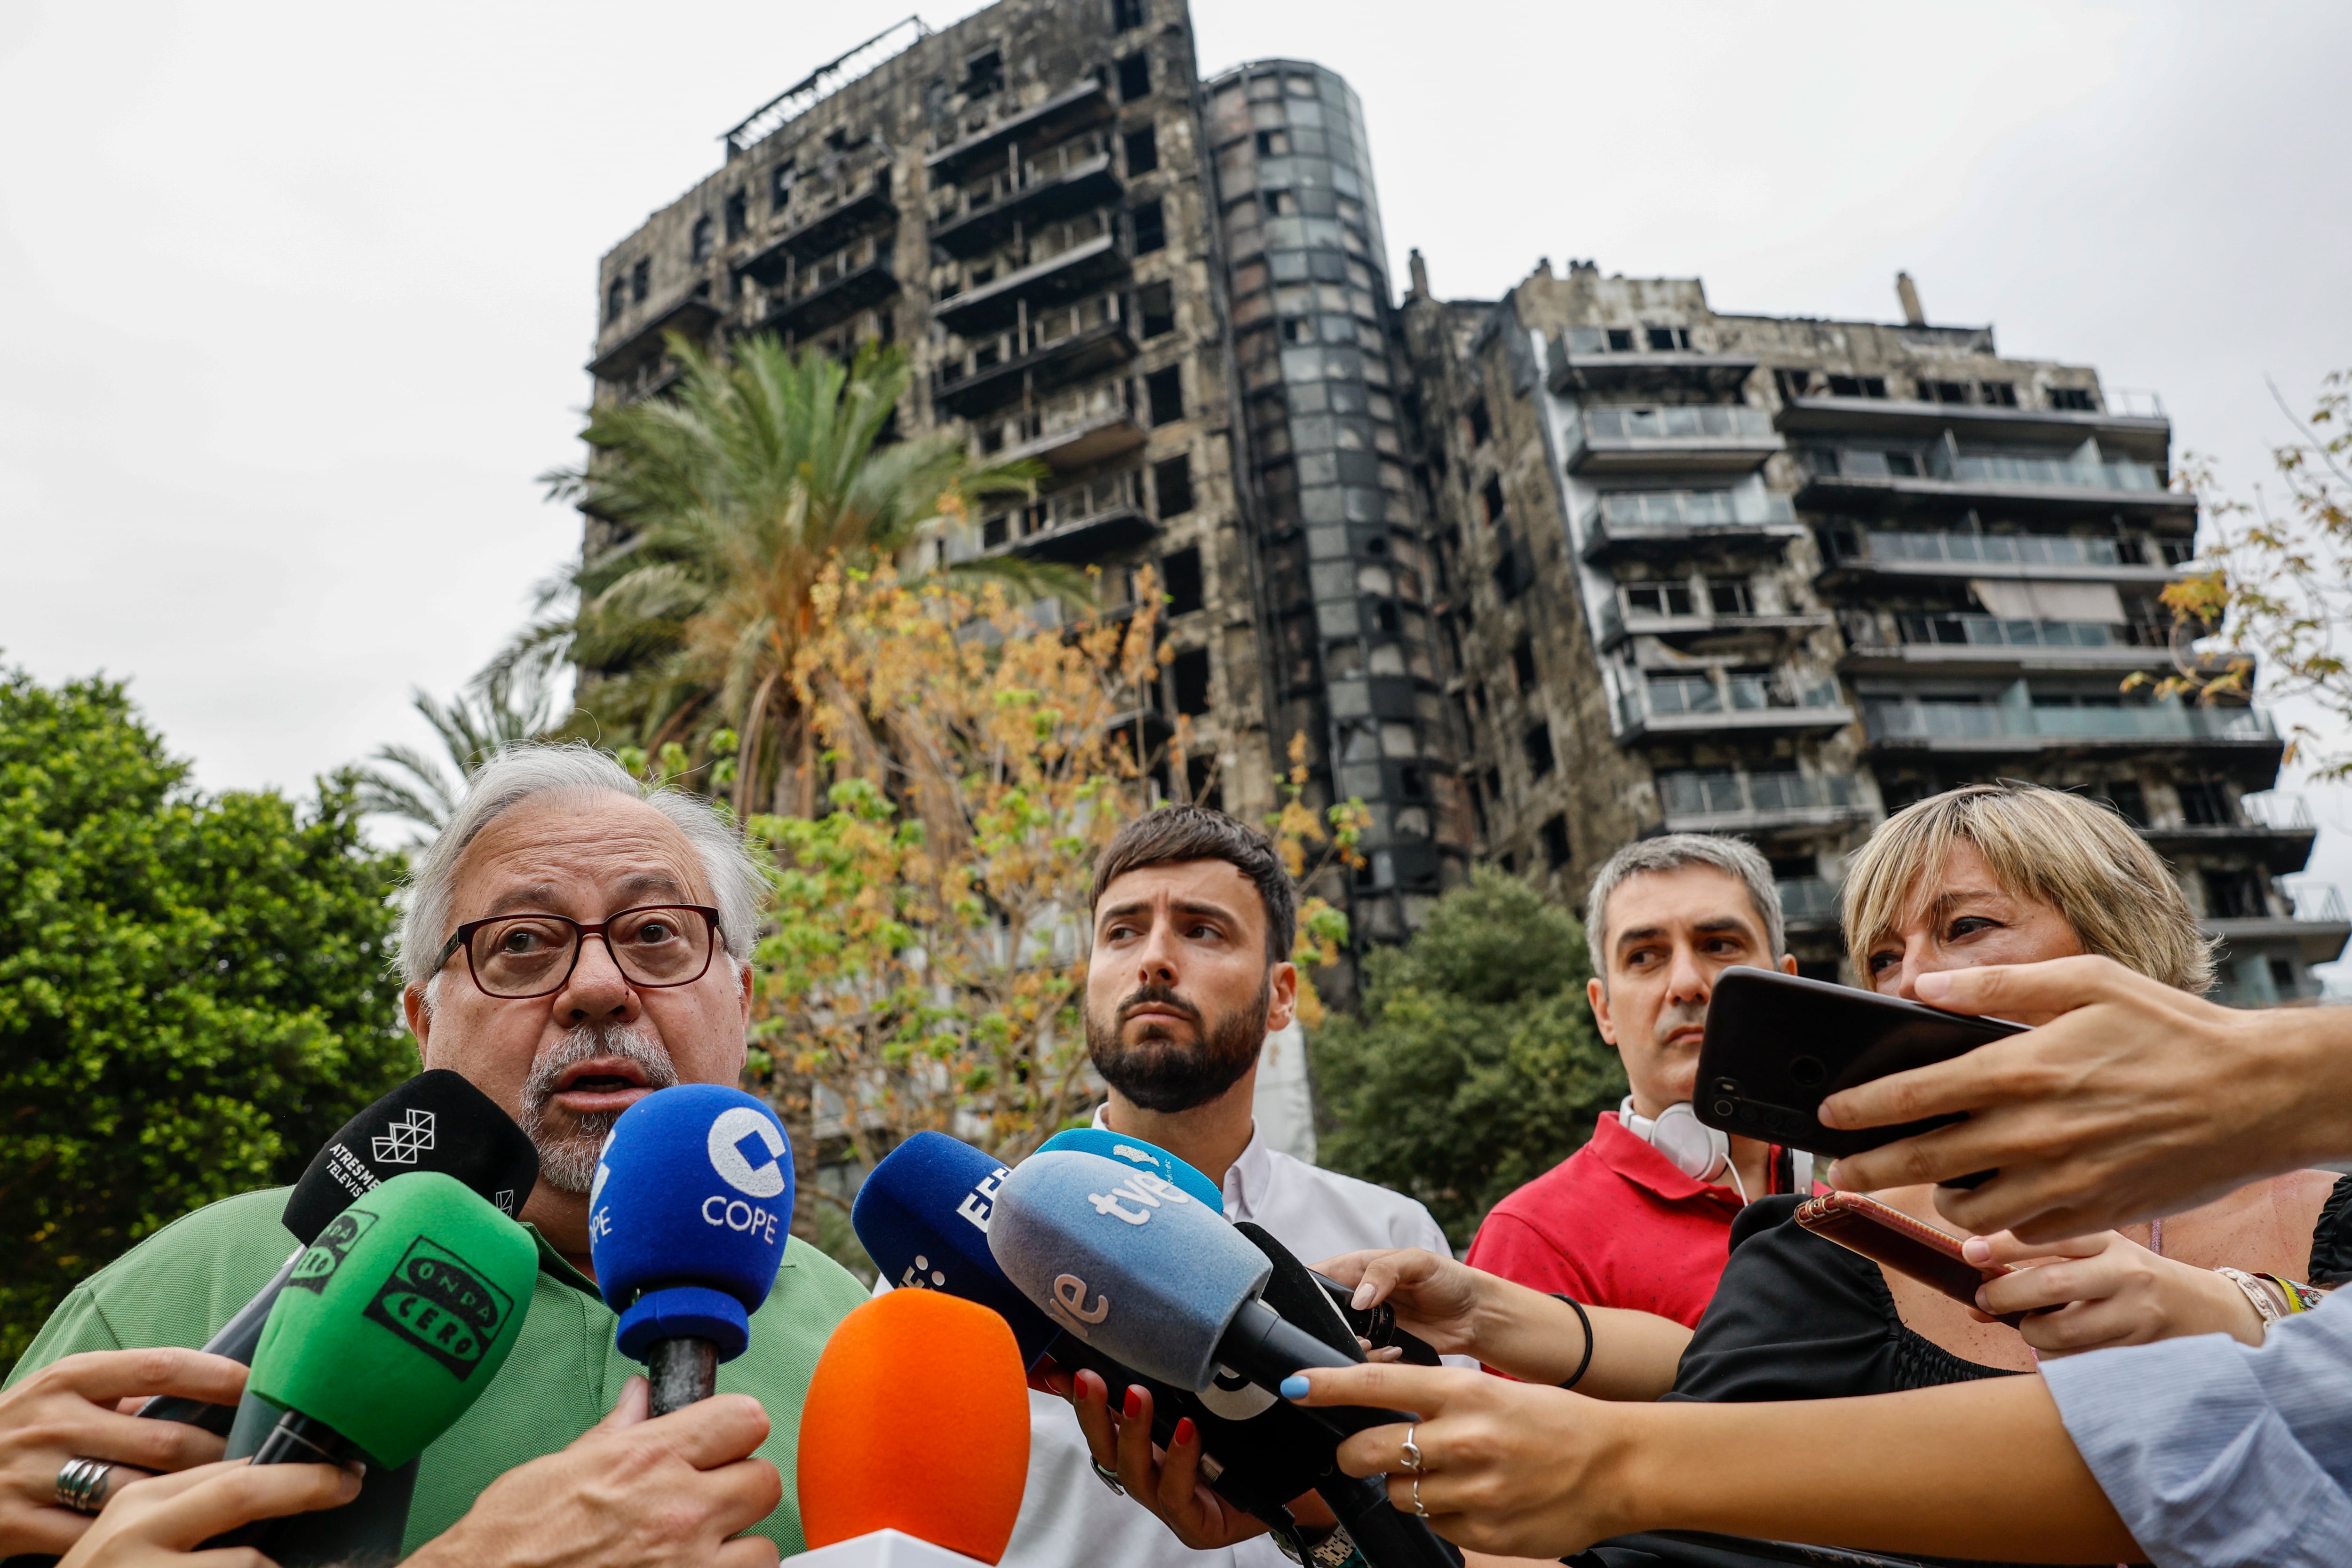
[1842,783,2215,994]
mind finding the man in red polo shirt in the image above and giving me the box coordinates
[1465,835,1804,1327]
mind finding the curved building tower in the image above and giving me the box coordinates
[1203,61,1471,957]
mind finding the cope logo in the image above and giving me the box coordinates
[363,1235,516,1380]
[287,1207,379,1295]
[371,1109,436,1166]
[700,1106,786,1243]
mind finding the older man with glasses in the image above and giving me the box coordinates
[0,745,870,1568]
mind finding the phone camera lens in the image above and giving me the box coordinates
[1712,1098,1736,1119]
[1788,1055,1828,1089]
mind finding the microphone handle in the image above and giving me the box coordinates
[1217,1298,1418,1439]
[647,1336,719,1415]
[1318,1472,1464,1568]
[136,1249,304,1433]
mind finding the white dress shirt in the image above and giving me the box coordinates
[994,1112,1454,1568]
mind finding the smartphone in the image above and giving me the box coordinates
[1794,1191,2025,1326]
[1695,968,2026,1172]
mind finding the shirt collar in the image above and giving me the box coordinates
[1089,1102,1261,1219]
[1589,1111,1746,1208]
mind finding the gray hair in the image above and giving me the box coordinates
[1583,833,1784,978]
[397,742,767,991]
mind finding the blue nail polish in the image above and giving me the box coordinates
[1279,1375,1311,1399]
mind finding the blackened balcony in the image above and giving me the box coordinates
[1818,526,2180,587]
[1616,671,1853,742]
[1775,393,2171,461]
[1579,489,1804,564]
[2138,791,2318,859]
[1549,330,1758,398]
[757,244,899,339]
[956,467,1156,565]
[930,133,1124,259]
[973,379,1145,472]
[1599,595,1833,650]
[2202,878,2352,967]
[932,291,1135,418]
[926,78,1112,183]
[735,173,897,287]
[1565,404,1782,474]
[1862,696,2278,753]
[932,229,1129,336]
[1777,876,1842,929]
[1797,446,2189,516]
[1839,611,2174,674]
[1655,770,1875,835]
[587,288,724,383]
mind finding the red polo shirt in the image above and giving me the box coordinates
[1465,1112,1764,1329]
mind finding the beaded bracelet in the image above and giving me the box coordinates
[2218,1266,2284,1332]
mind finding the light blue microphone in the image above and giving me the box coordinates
[1033,1127,1225,1211]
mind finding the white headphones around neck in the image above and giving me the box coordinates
[1620,1096,1732,1185]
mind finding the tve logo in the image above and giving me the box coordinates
[1085,1170,1194,1226]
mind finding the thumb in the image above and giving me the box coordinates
[593,1375,652,1433]
[1963,1229,2107,1268]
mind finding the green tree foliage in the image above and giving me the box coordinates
[0,668,411,1371]
[1311,870,1625,1249]
[356,666,563,837]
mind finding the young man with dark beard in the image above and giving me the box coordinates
[996,807,1457,1568]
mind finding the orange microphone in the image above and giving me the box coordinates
[796,1288,1031,1566]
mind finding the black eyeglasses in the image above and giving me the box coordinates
[437,905,724,1000]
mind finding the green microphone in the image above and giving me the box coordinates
[209,1170,537,1565]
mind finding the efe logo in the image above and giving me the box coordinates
[707,1106,787,1199]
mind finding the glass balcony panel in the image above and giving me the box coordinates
[1588,405,1775,443]
[1866,700,2275,743]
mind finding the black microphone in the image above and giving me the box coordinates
[136,1070,539,1433]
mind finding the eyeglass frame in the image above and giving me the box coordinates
[435,904,726,1001]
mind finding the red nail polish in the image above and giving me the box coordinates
[1173,1417,1197,1447]
[1123,1386,1144,1419]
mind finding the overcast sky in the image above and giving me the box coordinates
[6,0,2350,913]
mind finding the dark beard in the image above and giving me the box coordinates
[1086,977,1271,1114]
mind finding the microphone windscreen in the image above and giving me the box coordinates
[281,1070,540,1245]
[1233,1222,1361,1360]
[1033,1128,1225,1211]
[989,1150,1269,1393]
[797,1290,1030,1564]
[851,1132,1061,1368]
[250,1170,536,1468]
[589,1085,793,1362]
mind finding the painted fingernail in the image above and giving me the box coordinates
[1123,1386,1144,1419]
[1173,1417,1197,1447]
[1351,1282,1375,1310]
[1280,1375,1311,1399]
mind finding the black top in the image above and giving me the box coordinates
[1671,1177,2352,1406]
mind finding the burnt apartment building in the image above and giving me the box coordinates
[582,0,1470,980]
[1399,259,2347,1003]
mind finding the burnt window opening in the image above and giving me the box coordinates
[1467,398,1492,445]
[1111,0,1146,30]
[1145,364,1184,426]
[2271,957,2299,995]
[1605,328,1636,352]
[1184,751,1223,810]
[1255,128,1290,157]
[1511,637,1537,691]
[961,48,1004,99]
[2049,386,2097,412]
[1925,379,1970,405]
[1373,601,1401,635]
[1825,374,1888,399]
[1707,577,1751,615]
[1481,476,1506,525]
[1131,199,1166,255]
[1153,453,1194,517]
[1280,318,1307,343]
[1124,124,1159,176]
[983,514,1009,549]
[630,258,651,303]
[1138,281,1176,338]
[1162,545,1203,614]
[604,278,626,324]
[1263,189,1296,216]
[690,217,714,263]
[1979,380,2018,407]
[1117,51,1152,102]
[2178,779,2232,827]
[2159,538,2197,567]
[2088,780,2147,826]
[1524,721,1555,779]
[723,191,748,242]
[1769,854,1817,883]
[2204,867,2267,920]
[1171,647,1212,715]
[1486,766,1503,806]
[1645,326,1690,351]
[1493,534,1531,602]
[1540,813,1572,868]
[1399,764,1430,801]
[1625,581,1694,617]
[770,161,796,208]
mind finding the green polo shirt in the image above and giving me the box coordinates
[4,1187,869,1557]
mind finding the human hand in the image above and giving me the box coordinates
[55,1459,358,1568]
[1066,1369,1272,1551]
[0,1349,250,1557]
[1312,1250,1493,1359]
[407,1376,781,1568]
[1285,1361,1629,1558]
[1964,1230,2265,1353]
[1818,956,2350,1242]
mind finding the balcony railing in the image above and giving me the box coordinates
[930,131,1121,255]
[974,379,1143,469]
[1642,671,1845,717]
[1883,613,2159,651]
[2243,792,2317,830]
[974,466,1152,561]
[1659,770,1863,822]
[1776,877,1841,925]
[1812,448,2163,493]
[1587,405,1776,443]
[1596,490,1796,527]
[1833,529,2128,570]
[2286,881,2349,924]
[1864,700,2276,745]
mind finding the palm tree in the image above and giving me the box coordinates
[512,333,1059,817]
[357,667,563,836]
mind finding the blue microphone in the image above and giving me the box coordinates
[589,1085,793,1414]
[1034,1128,1225,1211]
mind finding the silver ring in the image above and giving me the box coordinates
[1090,1458,1127,1497]
[1411,1474,1428,1518]
[55,1457,117,1515]
[1400,1423,1423,1473]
